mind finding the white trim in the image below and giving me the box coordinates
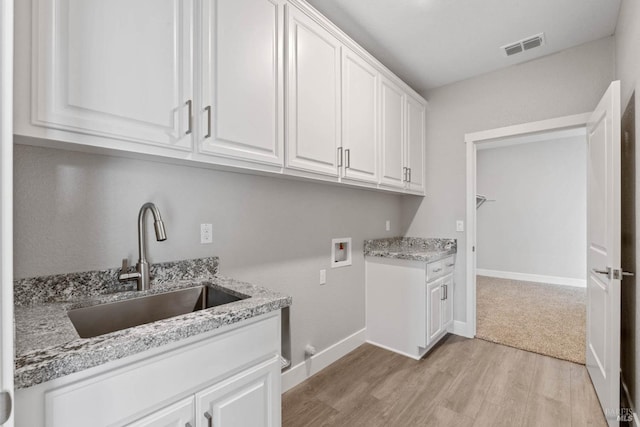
[465,113,590,339]
[621,374,639,426]
[0,0,14,424]
[281,328,366,393]
[452,320,473,338]
[476,269,586,288]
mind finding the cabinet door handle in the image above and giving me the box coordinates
[337,147,343,168]
[446,263,455,267]
[445,284,448,299]
[186,423,192,427]
[441,286,446,300]
[345,149,351,168]
[186,99,193,135]
[204,105,212,139]
[204,411,213,427]
[408,168,412,183]
[432,267,442,273]
[403,167,407,182]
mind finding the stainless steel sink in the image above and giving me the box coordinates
[68,285,246,338]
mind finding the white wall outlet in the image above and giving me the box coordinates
[456,220,464,232]
[200,223,213,244]
[385,220,390,231]
[319,269,326,285]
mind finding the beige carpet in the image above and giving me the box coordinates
[476,275,586,364]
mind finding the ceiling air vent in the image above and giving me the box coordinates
[501,33,545,57]
[504,43,523,56]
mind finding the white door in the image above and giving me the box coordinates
[127,398,194,427]
[33,0,193,150]
[341,48,378,183]
[405,95,426,193]
[586,80,621,427]
[441,275,453,329]
[379,75,405,189]
[195,357,280,427]
[286,5,341,177]
[427,279,443,344]
[200,0,284,166]
[0,0,13,424]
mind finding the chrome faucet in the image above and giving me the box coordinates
[119,202,167,291]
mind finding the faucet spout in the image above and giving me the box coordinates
[119,202,167,291]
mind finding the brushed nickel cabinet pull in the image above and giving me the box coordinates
[204,411,213,427]
[345,149,351,168]
[408,167,412,182]
[204,105,212,138]
[403,167,407,182]
[186,99,193,135]
[337,147,343,167]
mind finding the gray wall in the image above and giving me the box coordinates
[476,136,587,281]
[615,0,640,412]
[13,143,403,367]
[402,36,615,323]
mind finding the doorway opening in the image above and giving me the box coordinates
[474,127,588,363]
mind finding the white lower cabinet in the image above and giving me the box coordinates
[195,357,280,427]
[15,312,281,427]
[365,256,455,359]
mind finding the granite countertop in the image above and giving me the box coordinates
[364,237,457,263]
[14,258,291,389]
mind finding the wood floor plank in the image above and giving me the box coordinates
[282,336,606,427]
[569,363,607,426]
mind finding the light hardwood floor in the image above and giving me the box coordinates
[282,335,607,426]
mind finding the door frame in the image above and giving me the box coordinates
[463,112,591,337]
[0,0,14,424]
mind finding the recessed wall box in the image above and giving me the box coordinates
[331,238,352,268]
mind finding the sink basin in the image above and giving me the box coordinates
[68,285,246,338]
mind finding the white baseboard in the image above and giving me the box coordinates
[452,320,474,338]
[621,374,639,426]
[365,340,422,360]
[281,328,366,393]
[476,269,586,288]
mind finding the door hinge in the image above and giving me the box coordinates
[0,391,12,424]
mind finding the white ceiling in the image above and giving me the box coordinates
[305,0,622,92]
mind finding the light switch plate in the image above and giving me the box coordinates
[456,220,464,232]
[385,220,390,231]
[320,269,326,285]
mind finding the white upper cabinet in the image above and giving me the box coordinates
[341,48,379,183]
[406,94,426,193]
[200,0,284,166]
[17,0,427,194]
[31,0,193,150]
[379,75,405,189]
[285,5,342,177]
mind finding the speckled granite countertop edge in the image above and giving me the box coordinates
[15,274,291,389]
[364,248,457,263]
[363,237,457,263]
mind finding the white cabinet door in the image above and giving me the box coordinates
[427,279,443,344]
[405,95,425,193]
[379,75,405,188]
[33,0,193,150]
[442,275,453,330]
[195,356,280,427]
[341,48,378,183]
[127,398,195,427]
[200,0,284,166]
[286,5,341,177]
